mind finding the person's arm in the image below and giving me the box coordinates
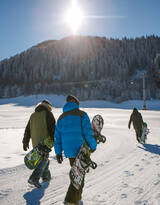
[54,120,63,156]
[140,113,144,127]
[22,120,31,151]
[81,113,97,151]
[46,111,56,139]
[128,114,132,129]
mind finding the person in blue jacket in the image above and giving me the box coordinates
[54,95,97,205]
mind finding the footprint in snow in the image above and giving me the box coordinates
[134,187,144,194]
[122,183,128,188]
[154,180,160,186]
[139,168,144,172]
[124,170,134,177]
[135,164,140,167]
[121,193,127,199]
[135,200,148,205]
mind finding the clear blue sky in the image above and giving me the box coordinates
[0,0,160,61]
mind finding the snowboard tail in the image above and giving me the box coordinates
[24,147,42,170]
[24,136,53,170]
[69,142,97,190]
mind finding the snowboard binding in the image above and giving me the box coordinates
[79,147,97,171]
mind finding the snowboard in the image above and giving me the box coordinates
[92,114,106,144]
[140,122,150,144]
[69,114,105,190]
[24,136,53,170]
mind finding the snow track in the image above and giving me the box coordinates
[0,105,160,205]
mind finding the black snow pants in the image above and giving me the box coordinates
[135,128,142,142]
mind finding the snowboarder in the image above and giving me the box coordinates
[54,95,97,205]
[23,99,56,188]
[128,107,144,143]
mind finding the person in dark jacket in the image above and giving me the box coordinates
[54,95,97,205]
[128,107,144,142]
[23,99,56,188]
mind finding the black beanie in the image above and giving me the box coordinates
[66,95,79,105]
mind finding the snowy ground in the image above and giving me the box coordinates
[0,95,160,205]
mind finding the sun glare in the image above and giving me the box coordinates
[65,0,83,34]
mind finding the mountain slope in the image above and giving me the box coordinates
[0,35,160,101]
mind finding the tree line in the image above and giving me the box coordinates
[0,35,160,102]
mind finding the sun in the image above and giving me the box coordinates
[65,0,84,34]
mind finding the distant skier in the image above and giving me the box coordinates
[54,95,97,205]
[128,107,144,143]
[23,100,56,188]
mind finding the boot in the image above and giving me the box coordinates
[28,178,41,188]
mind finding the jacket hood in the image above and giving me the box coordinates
[63,102,79,113]
[35,102,51,112]
[133,108,138,114]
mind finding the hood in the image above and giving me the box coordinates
[63,102,79,113]
[35,102,50,112]
[133,109,138,115]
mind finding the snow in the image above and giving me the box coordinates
[0,95,160,205]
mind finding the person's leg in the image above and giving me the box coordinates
[29,156,49,183]
[135,130,140,142]
[64,158,84,205]
[42,159,51,181]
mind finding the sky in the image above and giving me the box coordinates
[0,0,160,61]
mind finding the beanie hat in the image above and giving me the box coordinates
[66,95,79,105]
[41,99,53,111]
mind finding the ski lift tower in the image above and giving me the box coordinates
[142,73,146,110]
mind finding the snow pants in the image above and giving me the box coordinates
[29,154,51,182]
[135,128,142,142]
[64,158,84,204]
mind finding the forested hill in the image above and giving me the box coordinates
[0,35,160,102]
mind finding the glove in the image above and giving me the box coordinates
[56,155,63,164]
[23,143,29,151]
[90,149,96,153]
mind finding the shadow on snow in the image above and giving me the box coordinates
[138,143,160,155]
[23,182,49,205]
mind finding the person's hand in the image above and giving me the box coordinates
[23,143,29,151]
[90,149,96,153]
[56,155,63,164]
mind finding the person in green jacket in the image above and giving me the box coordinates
[128,107,144,143]
[23,99,56,188]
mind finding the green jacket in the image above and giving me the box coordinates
[23,102,56,148]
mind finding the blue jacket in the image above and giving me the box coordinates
[54,102,97,158]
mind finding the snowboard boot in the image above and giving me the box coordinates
[42,177,51,182]
[28,178,41,188]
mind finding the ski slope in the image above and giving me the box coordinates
[0,96,160,205]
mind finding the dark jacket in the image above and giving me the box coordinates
[23,102,56,148]
[54,102,97,158]
[128,109,143,130]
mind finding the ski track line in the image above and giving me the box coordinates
[87,146,143,188]
[84,146,159,204]
[83,148,140,200]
